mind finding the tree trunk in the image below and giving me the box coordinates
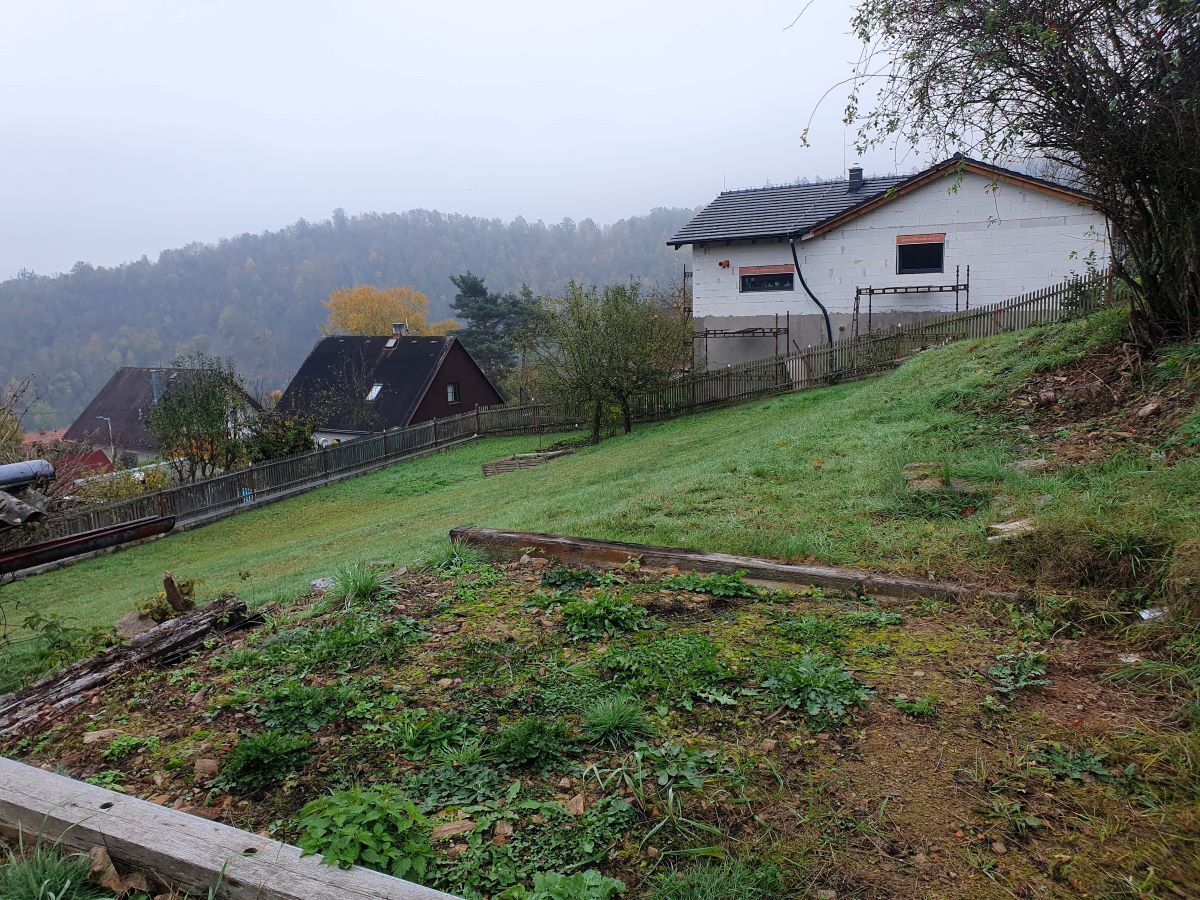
[620,399,632,434]
[590,401,602,445]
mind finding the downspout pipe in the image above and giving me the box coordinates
[789,236,834,345]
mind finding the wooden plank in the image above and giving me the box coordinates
[449,525,1023,603]
[0,757,457,900]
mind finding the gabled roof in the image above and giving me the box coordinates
[668,155,1098,248]
[277,335,493,433]
[64,367,262,452]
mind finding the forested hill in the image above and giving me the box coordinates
[0,206,695,428]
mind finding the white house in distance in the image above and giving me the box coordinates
[669,155,1109,368]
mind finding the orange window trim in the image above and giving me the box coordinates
[739,264,795,276]
[896,233,946,245]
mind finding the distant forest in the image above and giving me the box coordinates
[0,207,695,428]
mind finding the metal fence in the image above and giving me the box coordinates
[26,272,1110,545]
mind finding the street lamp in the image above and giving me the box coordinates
[96,416,114,464]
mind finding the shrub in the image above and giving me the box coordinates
[214,731,313,792]
[492,716,571,769]
[660,570,763,599]
[651,859,782,899]
[562,593,648,641]
[254,679,354,732]
[0,841,109,900]
[761,653,872,725]
[499,869,627,899]
[581,697,653,749]
[297,785,434,880]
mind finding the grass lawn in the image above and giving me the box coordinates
[5,307,1198,640]
[6,557,1196,896]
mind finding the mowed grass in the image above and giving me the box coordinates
[7,306,1198,633]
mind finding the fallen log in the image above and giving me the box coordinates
[0,757,457,900]
[0,596,253,736]
[449,525,1023,603]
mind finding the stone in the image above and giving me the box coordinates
[189,688,208,706]
[432,819,476,840]
[114,611,158,640]
[760,738,778,752]
[310,576,335,591]
[1137,400,1162,419]
[901,462,941,481]
[567,793,586,816]
[194,758,219,784]
[82,728,121,745]
[906,476,946,493]
[492,820,514,846]
[436,677,454,688]
[558,777,573,790]
[519,554,533,565]
[1008,458,1049,472]
[816,891,838,900]
[88,846,124,893]
[1036,389,1058,406]
[948,478,990,494]
[987,518,1037,544]
[991,841,1008,855]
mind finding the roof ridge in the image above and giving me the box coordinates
[716,173,905,197]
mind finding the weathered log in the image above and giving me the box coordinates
[163,571,192,613]
[0,757,457,900]
[449,525,1023,603]
[0,596,253,736]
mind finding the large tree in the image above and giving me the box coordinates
[321,284,457,336]
[449,273,540,394]
[524,282,692,442]
[845,0,1199,344]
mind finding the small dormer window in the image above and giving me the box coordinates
[385,338,398,349]
[366,383,383,401]
[447,382,460,404]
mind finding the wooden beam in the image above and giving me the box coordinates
[0,596,255,736]
[449,525,1021,602]
[0,757,458,900]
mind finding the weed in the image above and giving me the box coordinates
[403,763,505,813]
[981,797,1043,838]
[297,785,434,880]
[100,734,159,761]
[439,738,486,767]
[537,664,616,714]
[392,709,478,760]
[602,633,734,712]
[841,609,904,627]
[213,731,313,792]
[651,859,783,900]
[776,614,849,649]
[638,741,721,790]
[315,563,395,612]
[760,653,872,725]
[660,570,763,599]
[492,717,571,769]
[542,567,610,591]
[893,696,938,718]
[0,840,109,900]
[498,869,626,899]
[419,539,489,574]
[987,651,1051,694]
[82,770,125,791]
[254,679,355,733]
[255,614,428,675]
[581,697,653,750]
[856,643,895,657]
[561,593,648,641]
[1029,741,1112,783]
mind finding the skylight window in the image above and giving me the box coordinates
[366,383,383,401]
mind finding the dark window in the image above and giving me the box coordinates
[446,382,460,404]
[740,272,794,292]
[897,242,945,274]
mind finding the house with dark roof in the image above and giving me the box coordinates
[276,330,505,445]
[670,155,1109,367]
[64,367,261,464]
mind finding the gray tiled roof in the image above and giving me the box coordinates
[668,174,909,247]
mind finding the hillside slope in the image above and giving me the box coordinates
[0,206,694,426]
[7,305,1197,635]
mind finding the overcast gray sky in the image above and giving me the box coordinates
[0,1,919,279]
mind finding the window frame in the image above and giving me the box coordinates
[738,265,795,294]
[365,383,383,402]
[446,381,461,404]
[896,234,946,275]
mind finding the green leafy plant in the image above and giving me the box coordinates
[254,679,354,732]
[82,770,125,791]
[213,731,313,792]
[542,566,606,591]
[981,797,1043,837]
[297,785,434,880]
[491,716,571,769]
[562,592,648,641]
[1029,742,1112,783]
[660,570,763,599]
[776,614,849,649]
[760,653,872,725]
[602,633,734,712]
[581,696,653,749]
[499,869,626,899]
[419,539,489,574]
[638,741,721,791]
[100,734,160,761]
[893,696,938,718]
[987,651,1051,694]
[651,859,783,900]
[394,709,478,760]
[403,763,505,813]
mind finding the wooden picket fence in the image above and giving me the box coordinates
[25,272,1110,546]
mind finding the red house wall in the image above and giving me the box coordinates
[409,341,504,424]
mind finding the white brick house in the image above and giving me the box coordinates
[670,156,1109,367]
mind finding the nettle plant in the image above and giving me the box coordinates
[297,785,434,880]
[561,592,648,641]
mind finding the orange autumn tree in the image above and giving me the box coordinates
[320,285,457,336]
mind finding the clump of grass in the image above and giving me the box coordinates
[893,696,938,718]
[581,696,653,749]
[0,840,109,900]
[213,731,313,792]
[418,539,488,573]
[315,563,395,612]
[491,716,570,769]
[651,859,783,899]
